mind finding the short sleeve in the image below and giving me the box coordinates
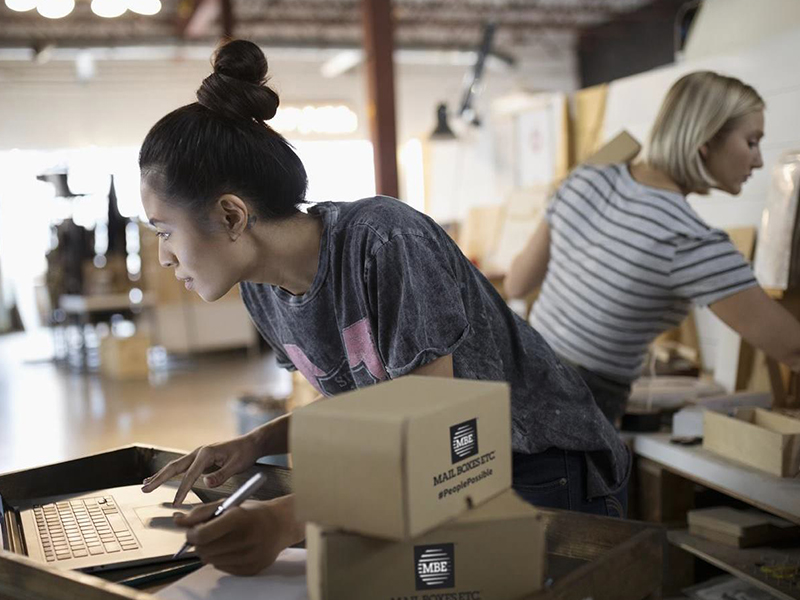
[365,234,471,378]
[670,229,759,306]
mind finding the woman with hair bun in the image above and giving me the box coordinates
[506,71,800,428]
[140,39,630,575]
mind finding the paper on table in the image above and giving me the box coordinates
[157,548,308,600]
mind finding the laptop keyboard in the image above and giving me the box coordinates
[33,496,140,562]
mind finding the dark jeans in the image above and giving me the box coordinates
[512,447,627,518]
[560,356,632,429]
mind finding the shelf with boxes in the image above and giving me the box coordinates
[634,424,800,597]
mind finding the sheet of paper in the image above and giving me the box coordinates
[157,548,308,600]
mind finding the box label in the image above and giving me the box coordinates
[414,543,455,590]
[450,419,478,463]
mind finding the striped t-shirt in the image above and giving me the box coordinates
[529,163,758,383]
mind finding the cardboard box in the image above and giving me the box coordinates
[583,130,641,166]
[290,376,512,540]
[703,408,800,477]
[306,489,545,600]
[99,334,150,380]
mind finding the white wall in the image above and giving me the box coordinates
[0,44,577,152]
[684,0,800,61]
[0,42,577,333]
[602,26,800,389]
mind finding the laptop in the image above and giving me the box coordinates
[13,484,203,572]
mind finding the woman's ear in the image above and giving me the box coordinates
[699,143,710,160]
[217,194,249,240]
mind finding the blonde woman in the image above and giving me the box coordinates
[506,71,800,427]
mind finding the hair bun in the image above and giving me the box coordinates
[197,39,280,122]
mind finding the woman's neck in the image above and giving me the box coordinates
[247,212,324,295]
[628,162,686,195]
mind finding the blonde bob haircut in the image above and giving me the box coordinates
[645,71,764,195]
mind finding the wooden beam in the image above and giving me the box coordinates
[221,0,235,40]
[177,0,222,39]
[361,0,399,199]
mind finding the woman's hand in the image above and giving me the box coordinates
[175,495,304,576]
[141,434,262,505]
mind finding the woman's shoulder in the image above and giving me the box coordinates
[557,163,626,203]
[568,162,624,185]
[325,196,443,245]
[568,163,717,240]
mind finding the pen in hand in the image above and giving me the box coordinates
[173,472,268,559]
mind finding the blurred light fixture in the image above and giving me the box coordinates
[36,0,74,18]
[75,50,96,81]
[91,0,126,18]
[5,0,37,12]
[128,0,161,15]
[429,103,456,141]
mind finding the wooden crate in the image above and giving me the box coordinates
[1,446,664,599]
[704,408,800,477]
[99,335,150,380]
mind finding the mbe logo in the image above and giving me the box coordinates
[414,544,455,590]
[450,418,478,463]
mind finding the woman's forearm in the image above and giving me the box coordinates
[246,412,291,456]
[245,392,326,456]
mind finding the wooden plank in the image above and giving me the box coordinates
[535,505,661,562]
[361,0,399,198]
[670,529,800,600]
[527,528,663,600]
[572,84,608,165]
[635,434,800,525]
[0,447,142,501]
[688,507,774,538]
[0,550,150,600]
[632,456,695,592]
[634,456,695,526]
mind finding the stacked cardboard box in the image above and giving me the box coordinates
[290,376,546,600]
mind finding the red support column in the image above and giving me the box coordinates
[362,0,400,198]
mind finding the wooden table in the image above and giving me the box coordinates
[634,433,800,598]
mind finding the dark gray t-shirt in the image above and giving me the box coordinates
[240,197,630,498]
